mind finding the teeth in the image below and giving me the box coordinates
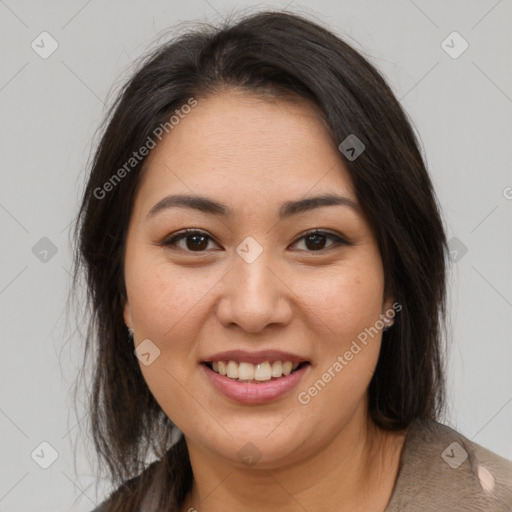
[255,362,272,381]
[271,361,282,378]
[227,361,238,379]
[209,360,303,382]
[239,362,254,380]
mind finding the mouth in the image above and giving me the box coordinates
[200,349,312,404]
[202,360,311,384]
[201,358,312,404]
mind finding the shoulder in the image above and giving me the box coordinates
[386,417,512,512]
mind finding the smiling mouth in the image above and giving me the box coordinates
[203,360,310,383]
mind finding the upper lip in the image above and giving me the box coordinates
[201,350,310,365]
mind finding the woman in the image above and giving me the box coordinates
[73,9,512,512]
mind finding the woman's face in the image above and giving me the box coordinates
[123,90,394,468]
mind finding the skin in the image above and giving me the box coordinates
[123,89,407,511]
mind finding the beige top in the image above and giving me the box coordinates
[384,417,512,511]
[94,417,512,511]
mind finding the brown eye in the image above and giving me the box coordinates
[161,230,218,252]
[304,233,329,251]
[291,230,350,252]
[183,234,209,251]
[160,228,350,254]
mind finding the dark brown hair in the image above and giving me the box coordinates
[73,9,448,511]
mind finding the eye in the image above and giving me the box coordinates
[159,228,350,253]
[290,229,351,252]
[160,229,219,252]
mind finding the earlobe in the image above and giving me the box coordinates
[382,295,397,330]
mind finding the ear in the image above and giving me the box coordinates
[382,292,398,329]
[123,299,133,329]
[382,278,396,314]
[382,294,395,313]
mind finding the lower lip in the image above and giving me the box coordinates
[201,363,310,404]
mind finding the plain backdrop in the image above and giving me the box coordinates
[0,0,511,510]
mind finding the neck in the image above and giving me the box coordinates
[180,407,407,512]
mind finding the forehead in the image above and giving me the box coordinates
[137,90,357,209]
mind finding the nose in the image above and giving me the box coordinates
[215,246,293,333]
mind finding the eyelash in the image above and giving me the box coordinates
[159,228,351,253]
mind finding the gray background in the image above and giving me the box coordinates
[0,0,511,510]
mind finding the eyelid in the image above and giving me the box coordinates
[294,228,352,247]
[158,228,352,252]
[160,228,220,250]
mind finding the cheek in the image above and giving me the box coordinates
[290,255,385,403]
[291,266,385,426]
[125,250,209,337]
[124,255,211,424]
[294,259,385,343]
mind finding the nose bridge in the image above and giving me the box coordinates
[235,242,274,298]
[216,236,291,332]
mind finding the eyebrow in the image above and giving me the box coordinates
[146,193,361,220]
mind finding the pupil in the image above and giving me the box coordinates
[185,234,326,251]
[187,235,207,251]
[306,234,325,250]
